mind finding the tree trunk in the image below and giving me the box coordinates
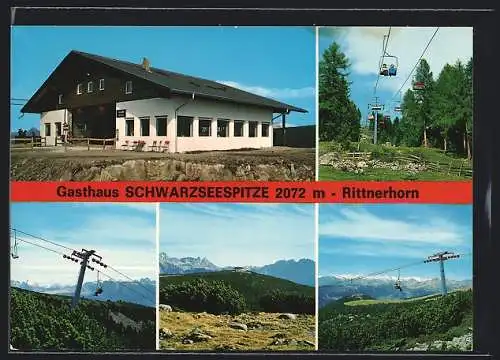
[423,127,428,148]
[463,132,467,154]
[443,136,447,152]
[466,133,472,160]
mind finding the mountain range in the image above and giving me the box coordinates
[318,275,472,308]
[10,278,156,308]
[159,253,315,286]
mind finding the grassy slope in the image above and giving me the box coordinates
[319,141,472,181]
[159,270,314,309]
[345,293,442,306]
[10,287,155,351]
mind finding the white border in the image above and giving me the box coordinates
[314,25,320,351]
[155,202,160,351]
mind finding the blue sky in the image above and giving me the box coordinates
[10,26,315,131]
[10,203,156,285]
[319,27,473,124]
[159,203,315,267]
[319,204,472,281]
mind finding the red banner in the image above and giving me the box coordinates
[10,181,472,203]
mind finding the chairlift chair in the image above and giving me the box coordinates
[11,230,19,259]
[394,269,403,291]
[94,271,103,296]
[380,54,399,77]
[413,81,425,90]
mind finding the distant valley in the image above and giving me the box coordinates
[10,278,156,308]
[318,275,472,308]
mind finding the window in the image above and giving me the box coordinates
[55,122,62,137]
[261,122,270,137]
[125,118,134,136]
[76,83,83,95]
[99,79,105,90]
[249,121,258,138]
[217,119,230,137]
[234,120,244,137]
[177,116,193,137]
[58,94,63,105]
[125,81,133,94]
[199,118,212,137]
[44,123,51,136]
[156,116,168,136]
[87,81,94,93]
[140,117,150,136]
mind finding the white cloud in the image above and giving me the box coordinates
[325,27,473,95]
[217,80,315,100]
[160,204,315,267]
[320,207,467,247]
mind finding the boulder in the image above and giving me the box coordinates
[278,313,297,320]
[228,322,248,331]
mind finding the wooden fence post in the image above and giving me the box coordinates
[102,139,106,150]
[87,138,90,151]
[459,161,463,177]
[31,137,34,150]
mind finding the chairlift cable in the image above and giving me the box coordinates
[373,26,392,95]
[105,264,156,298]
[11,234,155,306]
[97,269,155,306]
[13,236,67,256]
[10,228,77,252]
[348,250,470,282]
[390,27,440,102]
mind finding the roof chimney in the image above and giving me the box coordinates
[142,57,152,72]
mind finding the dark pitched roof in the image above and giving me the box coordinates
[23,50,308,114]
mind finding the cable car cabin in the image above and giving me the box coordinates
[394,106,402,112]
[394,282,403,291]
[413,81,425,90]
[384,115,391,121]
[368,114,375,121]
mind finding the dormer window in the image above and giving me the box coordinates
[76,83,83,95]
[58,94,63,105]
[87,81,94,93]
[125,81,133,94]
[99,78,105,90]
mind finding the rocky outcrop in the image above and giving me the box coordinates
[407,333,473,351]
[319,153,427,174]
[11,158,314,181]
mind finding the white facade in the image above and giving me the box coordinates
[115,97,273,153]
[40,109,67,146]
[40,97,274,152]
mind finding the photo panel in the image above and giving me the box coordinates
[10,26,316,182]
[9,203,157,352]
[318,203,473,352]
[157,203,316,351]
[318,26,473,181]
